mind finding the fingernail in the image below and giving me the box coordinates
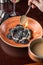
[32,5,36,8]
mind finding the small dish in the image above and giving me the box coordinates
[28,38,43,62]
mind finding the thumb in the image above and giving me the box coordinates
[28,0,33,5]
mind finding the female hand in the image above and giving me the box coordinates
[28,0,43,12]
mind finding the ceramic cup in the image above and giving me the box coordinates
[28,38,43,62]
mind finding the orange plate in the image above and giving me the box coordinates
[0,16,42,48]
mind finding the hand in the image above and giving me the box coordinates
[28,0,43,12]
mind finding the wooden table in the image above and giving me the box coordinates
[0,0,43,65]
[25,63,43,65]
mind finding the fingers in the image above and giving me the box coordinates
[28,0,43,12]
[32,0,39,7]
[28,0,36,8]
[39,0,42,2]
[28,0,33,5]
[31,4,36,8]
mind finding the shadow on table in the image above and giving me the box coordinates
[0,39,35,65]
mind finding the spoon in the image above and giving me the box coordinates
[20,5,32,25]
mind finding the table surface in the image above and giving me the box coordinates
[0,0,43,65]
[25,63,43,65]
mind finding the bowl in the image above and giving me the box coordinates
[28,38,43,62]
[0,16,42,57]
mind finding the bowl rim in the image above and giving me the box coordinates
[0,16,42,48]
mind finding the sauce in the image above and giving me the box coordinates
[32,43,43,57]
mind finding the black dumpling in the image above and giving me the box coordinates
[9,28,18,36]
[28,29,33,39]
[18,31,23,36]
[23,29,28,37]
[7,33,12,39]
[12,34,19,43]
[13,33,20,39]
[16,25,24,31]
[13,38,19,43]
[7,24,32,44]
[19,39,29,44]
